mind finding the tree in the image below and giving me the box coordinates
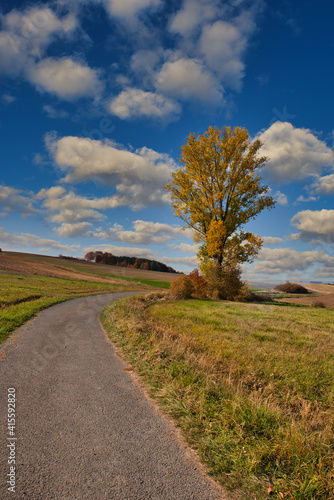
[164,125,276,270]
[85,251,95,262]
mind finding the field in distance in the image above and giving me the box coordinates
[0,250,174,344]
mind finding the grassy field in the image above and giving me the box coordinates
[0,250,175,344]
[101,293,334,499]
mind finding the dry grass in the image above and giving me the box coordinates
[277,283,334,309]
[2,251,178,283]
[101,294,334,499]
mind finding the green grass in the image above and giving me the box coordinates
[0,273,149,343]
[101,294,334,499]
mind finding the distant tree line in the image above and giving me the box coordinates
[84,251,177,273]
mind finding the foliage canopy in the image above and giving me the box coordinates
[165,125,276,268]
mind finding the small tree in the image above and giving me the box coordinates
[85,251,95,262]
[165,126,275,272]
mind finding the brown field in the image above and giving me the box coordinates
[277,283,334,308]
[0,251,179,283]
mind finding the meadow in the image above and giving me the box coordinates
[101,293,334,500]
[0,251,171,343]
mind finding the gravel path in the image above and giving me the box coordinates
[0,292,228,499]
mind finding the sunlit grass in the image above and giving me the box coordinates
[0,273,148,343]
[101,294,334,499]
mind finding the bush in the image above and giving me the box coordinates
[188,269,208,299]
[274,282,309,294]
[312,301,326,308]
[170,275,194,299]
[206,264,244,300]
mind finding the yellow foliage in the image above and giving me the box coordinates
[164,125,276,268]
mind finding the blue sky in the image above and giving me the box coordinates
[1,0,334,283]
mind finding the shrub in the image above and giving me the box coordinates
[312,301,326,308]
[170,275,194,299]
[188,269,208,299]
[274,282,309,294]
[206,264,244,300]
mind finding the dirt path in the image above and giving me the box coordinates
[0,292,227,499]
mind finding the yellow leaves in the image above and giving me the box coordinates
[206,220,227,258]
[164,124,276,268]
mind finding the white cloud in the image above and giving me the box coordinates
[46,136,176,209]
[100,0,161,20]
[274,190,288,205]
[109,88,180,120]
[259,122,334,184]
[37,186,122,223]
[43,104,69,119]
[156,57,224,104]
[290,209,334,244]
[296,194,318,203]
[2,94,16,104]
[0,227,80,253]
[27,58,102,100]
[172,242,199,254]
[311,174,334,195]
[162,255,198,268]
[169,0,216,35]
[253,247,334,275]
[55,222,93,238]
[0,185,38,216]
[0,6,77,76]
[262,236,283,245]
[199,20,248,88]
[94,220,192,244]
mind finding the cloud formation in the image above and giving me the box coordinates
[46,136,176,209]
[0,227,79,253]
[28,58,102,100]
[109,88,180,120]
[290,209,334,244]
[259,122,334,184]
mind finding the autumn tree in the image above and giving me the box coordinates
[164,125,275,271]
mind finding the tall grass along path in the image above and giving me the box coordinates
[0,292,227,499]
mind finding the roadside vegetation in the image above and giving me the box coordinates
[101,292,334,499]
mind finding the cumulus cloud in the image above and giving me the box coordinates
[290,209,334,244]
[27,58,102,100]
[55,221,93,238]
[0,185,38,216]
[156,57,224,104]
[46,136,176,209]
[93,220,192,244]
[169,0,216,35]
[172,243,199,254]
[259,122,334,184]
[109,88,180,120]
[253,247,334,275]
[274,190,288,205]
[0,6,77,76]
[199,20,248,88]
[311,174,334,195]
[162,255,198,267]
[0,227,80,253]
[37,186,123,223]
[262,236,283,245]
[100,0,161,20]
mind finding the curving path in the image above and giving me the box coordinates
[0,292,228,499]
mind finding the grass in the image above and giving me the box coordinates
[101,293,334,499]
[0,273,150,344]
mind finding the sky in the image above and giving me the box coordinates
[0,0,334,283]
